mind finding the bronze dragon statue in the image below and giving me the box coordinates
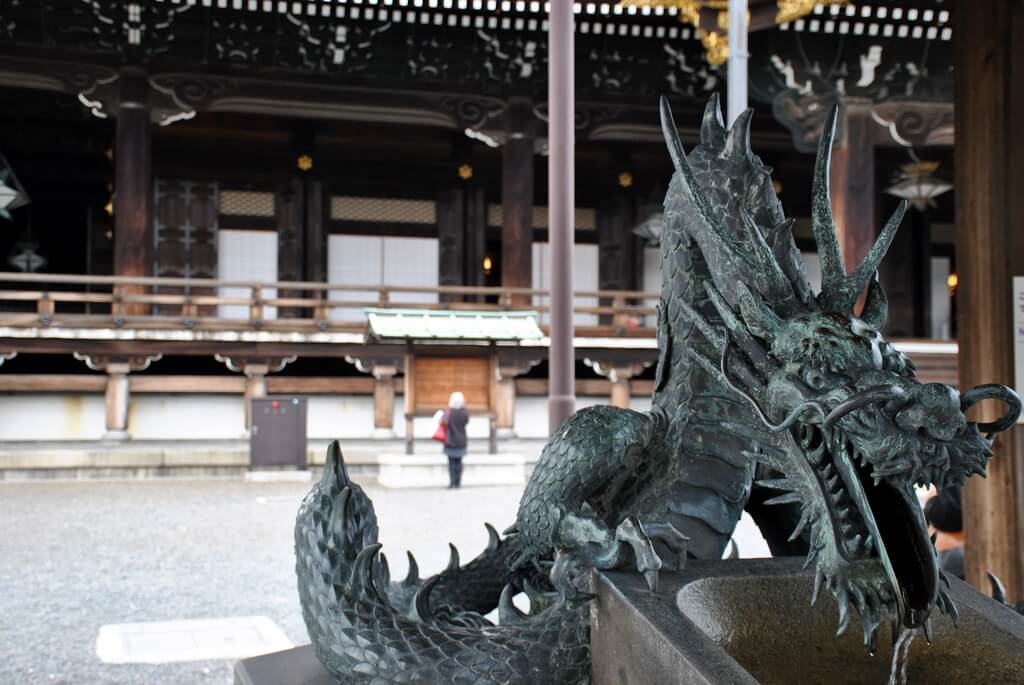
[294,96,1021,682]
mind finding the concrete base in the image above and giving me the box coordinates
[592,558,1024,685]
[101,430,131,442]
[234,644,334,685]
[371,428,397,439]
[376,452,526,488]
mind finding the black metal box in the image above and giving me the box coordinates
[250,396,307,468]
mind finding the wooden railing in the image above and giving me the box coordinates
[0,272,660,334]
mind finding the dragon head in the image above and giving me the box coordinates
[660,97,1021,651]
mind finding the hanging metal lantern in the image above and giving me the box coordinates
[884,160,953,212]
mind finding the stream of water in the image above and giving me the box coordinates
[887,627,918,685]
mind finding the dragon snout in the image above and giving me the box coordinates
[894,383,965,442]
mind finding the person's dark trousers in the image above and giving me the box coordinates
[448,456,463,488]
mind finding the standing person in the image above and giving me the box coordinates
[442,391,469,488]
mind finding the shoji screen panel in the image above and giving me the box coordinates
[327,235,383,322]
[218,229,278,320]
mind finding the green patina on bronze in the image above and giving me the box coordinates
[293,96,1021,683]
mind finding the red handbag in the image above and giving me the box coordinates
[431,411,448,442]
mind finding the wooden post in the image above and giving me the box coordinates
[372,364,398,438]
[501,97,536,305]
[830,102,876,302]
[956,1,1024,599]
[104,362,131,439]
[496,361,537,438]
[113,67,153,316]
[548,0,576,434]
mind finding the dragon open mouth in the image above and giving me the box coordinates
[801,423,937,629]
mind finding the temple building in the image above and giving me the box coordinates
[0,0,961,437]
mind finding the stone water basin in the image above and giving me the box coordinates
[591,558,1024,685]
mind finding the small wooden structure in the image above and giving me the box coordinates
[403,353,497,455]
[362,308,542,455]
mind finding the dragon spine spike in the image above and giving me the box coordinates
[734,280,784,337]
[375,551,391,590]
[484,522,500,552]
[700,92,726,146]
[499,584,528,624]
[403,551,419,586]
[348,543,384,599]
[723,108,754,161]
[413,575,440,622]
[704,281,771,366]
[446,542,460,572]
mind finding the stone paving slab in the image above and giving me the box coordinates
[0,471,770,684]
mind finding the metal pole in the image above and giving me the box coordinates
[548,0,575,434]
[727,0,748,125]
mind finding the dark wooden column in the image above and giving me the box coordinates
[113,67,153,315]
[501,97,536,303]
[304,178,326,283]
[437,188,466,299]
[597,193,637,326]
[464,187,487,291]
[956,0,1024,599]
[830,102,876,303]
[277,177,304,317]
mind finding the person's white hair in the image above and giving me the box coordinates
[448,391,465,409]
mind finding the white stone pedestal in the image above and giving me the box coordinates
[376,452,526,488]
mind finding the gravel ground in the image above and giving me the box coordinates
[0,477,770,684]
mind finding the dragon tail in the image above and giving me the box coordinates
[295,442,590,684]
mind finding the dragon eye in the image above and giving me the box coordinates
[802,368,828,390]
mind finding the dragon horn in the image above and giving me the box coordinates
[846,200,907,308]
[811,104,846,308]
[700,92,726,146]
[860,273,888,329]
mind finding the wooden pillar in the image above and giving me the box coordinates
[438,188,466,299]
[372,364,398,438]
[496,361,537,438]
[830,102,876,302]
[305,178,326,283]
[243,363,269,431]
[501,97,536,304]
[104,362,131,439]
[956,0,1024,599]
[277,178,304,318]
[113,67,153,316]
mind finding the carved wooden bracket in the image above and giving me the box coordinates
[73,352,162,373]
[215,355,296,376]
[583,358,650,383]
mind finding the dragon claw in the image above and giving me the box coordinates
[613,517,689,590]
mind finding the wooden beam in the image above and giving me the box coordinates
[956,0,1024,599]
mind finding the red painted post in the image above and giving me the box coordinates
[548,0,576,434]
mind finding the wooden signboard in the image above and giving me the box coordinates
[404,353,497,454]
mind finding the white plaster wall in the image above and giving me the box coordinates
[0,393,644,442]
[128,395,244,440]
[0,394,106,441]
[307,396,375,439]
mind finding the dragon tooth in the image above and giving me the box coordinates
[446,543,461,572]
[811,570,824,606]
[827,475,840,490]
[850,534,864,554]
[788,509,812,542]
[835,592,851,637]
[923,618,934,644]
[765,492,802,507]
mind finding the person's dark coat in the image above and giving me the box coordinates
[444,407,469,451]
